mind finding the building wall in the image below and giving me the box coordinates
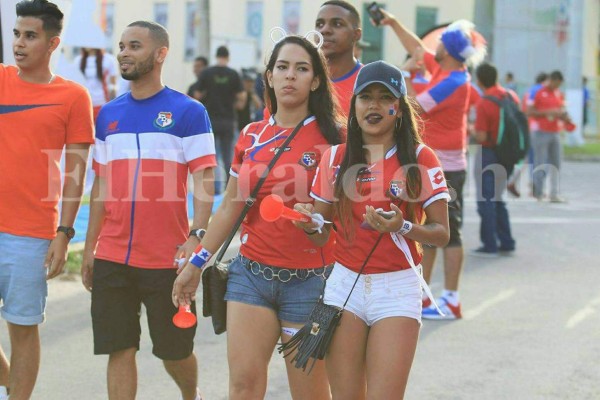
[99,0,475,93]
[581,0,599,78]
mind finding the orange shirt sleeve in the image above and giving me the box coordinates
[66,88,95,144]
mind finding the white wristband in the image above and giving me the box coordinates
[397,221,413,235]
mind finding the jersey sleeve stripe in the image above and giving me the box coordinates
[93,138,107,165]
[310,192,333,204]
[423,192,451,208]
[183,132,216,163]
[416,91,437,112]
[188,154,217,172]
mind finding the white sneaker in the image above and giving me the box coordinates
[179,388,202,400]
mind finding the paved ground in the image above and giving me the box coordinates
[2,160,600,399]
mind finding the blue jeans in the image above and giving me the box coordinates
[532,131,561,198]
[474,147,515,252]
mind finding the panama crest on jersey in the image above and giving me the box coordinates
[387,180,405,199]
[299,152,317,169]
[154,111,175,129]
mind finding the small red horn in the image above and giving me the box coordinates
[260,194,311,223]
[173,305,197,329]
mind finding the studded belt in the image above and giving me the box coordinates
[240,255,329,283]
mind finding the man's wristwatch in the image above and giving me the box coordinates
[188,228,206,240]
[57,226,75,240]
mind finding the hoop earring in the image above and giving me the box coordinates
[395,116,403,132]
[349,116,359,130]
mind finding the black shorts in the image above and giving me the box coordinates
[91,259,196,360]
[424,170,466,248]
[444,170,466,247]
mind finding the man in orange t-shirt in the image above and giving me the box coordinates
[0,1,93,398]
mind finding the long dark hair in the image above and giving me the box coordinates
[263,36,343,145]
[80,48,104,81]
[334,94,423,238]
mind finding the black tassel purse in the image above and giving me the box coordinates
[278,234,384,372]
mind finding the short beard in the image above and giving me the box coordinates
[121,54,155,81]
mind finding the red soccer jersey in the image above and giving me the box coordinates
[533,86,565,133]
[0,65,94,239]
[311,143,450,274]
[332,61,362,116]
[475,85,520,148]
[231,116,336,269]
[416,52,472,152]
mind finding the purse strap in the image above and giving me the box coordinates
[212,116,310,265]
[340,233,384,309]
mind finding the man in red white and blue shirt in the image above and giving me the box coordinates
[382,11,487,320]
[82,21,214,400]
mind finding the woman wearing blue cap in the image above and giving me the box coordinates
[294,60,450,398]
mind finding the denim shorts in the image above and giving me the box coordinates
[0,232,50,325]
[323,262,422,326]
[224,255,329,324]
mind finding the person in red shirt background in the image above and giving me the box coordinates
[472,63,517,256]
[528,70,573,202]
[174,35,343,400]
[315,0,363,115]
[261,1,361,120]
[507,72,548,197]
[379,10,486,320]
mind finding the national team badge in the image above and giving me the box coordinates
[299,152,317,169]
[154,111,174,129]
[387,180,405,199]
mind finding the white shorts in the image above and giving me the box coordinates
[323,262,422,326]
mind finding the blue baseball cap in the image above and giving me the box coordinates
[353,61,407,98]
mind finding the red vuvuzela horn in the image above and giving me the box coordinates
[260,194,311,223]
[173,304,197,329]
[564,121,576,132]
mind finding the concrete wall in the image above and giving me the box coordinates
[98,0,475,93]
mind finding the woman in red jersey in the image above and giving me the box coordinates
[173,35,343,399]
[295,61,450,399]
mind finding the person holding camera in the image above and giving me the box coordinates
[293,61,450,399]
[378,10,487,320]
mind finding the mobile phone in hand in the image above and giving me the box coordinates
[360,208,396,230]
[367,2,385,26]
[376,209,396,220]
